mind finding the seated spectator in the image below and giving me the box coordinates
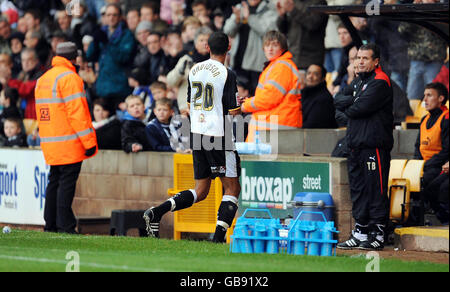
[54,10,73,40]
[301,64,338,129]
[126,8,140,33]
[0,15,12,55]
[330,24,355,95]
[148,81,180,121]
[146,98,176,152]
[240,30,302,142]
[133,21,153,68]
[121,95,153,153]
[0,87,21,137]
[163,27,185,73]
[46,30,69,69]
[24,30,50,66]
[128,67,153,108]
[192,0,212,27]
[414,82,449,192]
[140,2,168,34]
[1,117,27,147]
[92,98,122,150]
[167,26,212,116]
[8,32,25,79]
[142,31,169,85]
[5,48,44,120]
[181,16,202,53]
[71,2,97,50]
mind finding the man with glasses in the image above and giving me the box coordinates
[86,3,136,112]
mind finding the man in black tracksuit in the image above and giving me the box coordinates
[335,44,393,250]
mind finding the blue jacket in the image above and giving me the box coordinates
[145,118,174,152]
[87,21,136,98]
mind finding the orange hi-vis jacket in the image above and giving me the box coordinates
[242,51,302,142]
[35,56,97,166]
[419,106,449,161]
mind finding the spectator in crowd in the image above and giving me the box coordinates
[121,94,152,153]
[192,0,212,27]
[133,20,153,68]
[240,30,302,142]
[399,17,447,100]
[16,16,28,35]
[160,0,184,25]
[330,24,355,95]
[146,97,176,152]
[350,17,374,45]
[336,44,393,251]
[86,3,136,112]
[0,87,21,137]
[370,16,409,92]
[148,80,180,122]
[142,31,169,85]
[167,26,212,116]
[276,0,328,71]
[1,117,27,147]
[181,16,202,52]
[54,10,73,40]
[211,8,225,32]
[324,0,355,80]
[71,1,98,50]
[414,82,449,193]
[126,8,140,33]
[24,30,50,66]
[422,161,449,224]
[140,2,168,34]
[301,64,338,129]
[163,27,185,73]
[128,67,153,110]
[433,59,449,93]
[8,32,25,79]
[92,97,122,150]
[224,0,278,95]
[0,15,12,55]
[333,45,359,128]
[23,9,51,40]
[5,48,44,120]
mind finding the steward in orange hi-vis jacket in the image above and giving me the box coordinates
[241,46,302,142]
[35,42,97,234]
[35,54,97,165]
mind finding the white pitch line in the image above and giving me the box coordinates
[0,254,161,272]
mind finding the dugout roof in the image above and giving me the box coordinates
[308,3,449,45]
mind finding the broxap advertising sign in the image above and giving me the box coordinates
[239,160,331,219]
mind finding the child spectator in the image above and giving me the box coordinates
[0,87,21,137]
[121,95,152,153]
[92,98,122,150]
[148,81,180,121]
[1,117,27,147]
[146,98,175,152]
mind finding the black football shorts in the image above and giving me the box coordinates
[193,149,241,180]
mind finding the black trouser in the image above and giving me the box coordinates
[347,148,390,226]
[44,162,82,233]
[423,173,449,222]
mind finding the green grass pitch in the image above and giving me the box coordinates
[0,229,447,272]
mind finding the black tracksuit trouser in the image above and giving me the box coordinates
[347,148,390,226]
[44,162,82,233]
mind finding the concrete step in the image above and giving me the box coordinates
[394,226,449,253]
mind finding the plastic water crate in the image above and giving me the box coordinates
[230,209,339,257]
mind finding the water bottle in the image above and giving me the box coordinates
[266,219,280,254]
[253,220,266,253]
[254,131,260,154]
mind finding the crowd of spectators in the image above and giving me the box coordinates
[0,0,448,152]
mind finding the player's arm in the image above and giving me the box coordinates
[225,69,241,117]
